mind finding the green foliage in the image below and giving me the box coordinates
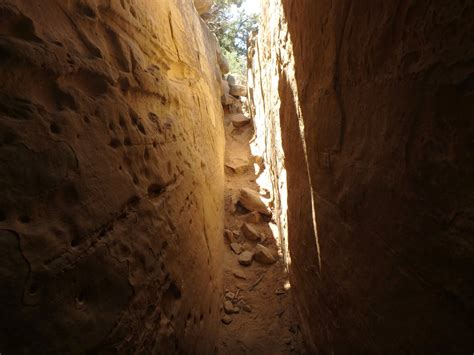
[222,48,246,79]
[204,0,258,77]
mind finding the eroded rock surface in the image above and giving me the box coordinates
[249,0,474,353]
[0,0,225,353]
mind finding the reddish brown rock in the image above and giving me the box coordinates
[238,251,254,266]
[254,244,276,265]
[241,211,262,224]
[249,0,474,353]
[241,223,260,241]
[230,242,243,255]
[229,84,248,97]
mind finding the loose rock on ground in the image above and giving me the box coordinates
[238,250,254,266]
[239,188,271,216]
[241,223,261,241]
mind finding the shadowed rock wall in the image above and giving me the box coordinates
[249,0,474,353]
[0,0,224,353]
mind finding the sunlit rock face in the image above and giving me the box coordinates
[249,0,474,353]
[0,0,224,353]
[193,0,214,15]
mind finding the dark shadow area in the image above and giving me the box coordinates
[277,71,320,352]
[280,0,474,353]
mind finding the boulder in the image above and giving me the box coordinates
[221,314,233,325]
[254,244,277,264]
[229,113,251,128]
[221,79,230,96]
[239,188,271,216]
[230,84,248,97]
[222,93,233,106]
[226,74,237,86]
[224,300,235,314]
[193,0,213,15]
[238,251,254,266]
[241,223,260,241]
[223,95,243,113]
[230,242,243,255]
[225,157,250,174]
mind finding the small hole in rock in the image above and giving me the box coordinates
[119,116,126,127]
[168,282,181,299]
[50,122,61,134]
[138,123,146,135]
[79,3,96,18]
[148,183,165,197]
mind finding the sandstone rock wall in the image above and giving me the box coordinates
[249,0,474,353]
[194,0,214,15]
[0,0,225,353]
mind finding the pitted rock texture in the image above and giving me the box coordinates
[249,0,474,353]
[0,0,224,353]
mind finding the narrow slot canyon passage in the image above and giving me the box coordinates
[217,111,305,353]
[0,0,473,354]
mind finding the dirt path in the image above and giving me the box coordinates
[216,113,306,354]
